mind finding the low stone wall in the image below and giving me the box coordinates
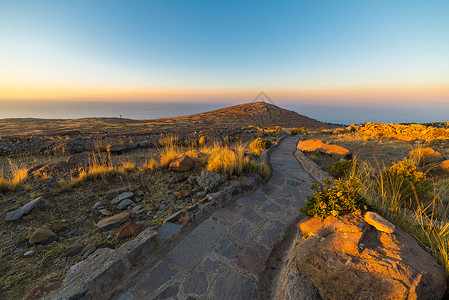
[293,150,334,186]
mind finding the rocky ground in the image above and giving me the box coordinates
[0,125,284,299]
[2,102,449,299]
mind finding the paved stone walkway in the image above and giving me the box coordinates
[118,137,316,300]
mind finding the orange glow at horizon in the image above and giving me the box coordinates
[0,82,448,102]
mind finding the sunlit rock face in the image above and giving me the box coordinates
[291,213,446,300]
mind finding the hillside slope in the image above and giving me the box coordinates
[0,101,328,136]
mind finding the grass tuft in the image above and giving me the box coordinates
[0,159,28,192]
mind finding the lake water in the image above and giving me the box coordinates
[0,99,448,125]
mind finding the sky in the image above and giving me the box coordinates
[0,0,448,115]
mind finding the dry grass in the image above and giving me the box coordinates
[160,145,181,168]
[0,159,28,192]
[141,158,159,171]
[58,152,134,190]
[345,157,449,279]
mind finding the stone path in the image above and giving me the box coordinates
[117,137,316,300]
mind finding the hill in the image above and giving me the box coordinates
[0,101,329,137]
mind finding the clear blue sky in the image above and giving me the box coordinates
[0,0,448,101]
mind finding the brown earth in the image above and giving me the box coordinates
[0,101,328,137]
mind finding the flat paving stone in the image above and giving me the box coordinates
[241,207,265,225]
[136,260,179,296]
[269,176,284,186]
[214,236,238,260]
[228,218,256,244]
[261,203,280,214]
[258,219,288,247]
[154,283,179,300]
[183,271,208,295]
[117,291,134,300]
[169,219,225,270]
[204,258,221,273]
[212,270,257,300]
[159,222,182,239]
[236,241,271,275]
[272,197,289,206]
[282,185,302,198]
[210,209,236,228]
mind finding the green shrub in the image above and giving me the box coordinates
[379,159,432,208]
[301,177,368,218]
[249,138,272,151]
[328,159,354,179]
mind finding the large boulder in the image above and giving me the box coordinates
[297,140,351,159]
[292,213,446,300]
[409,148,444,165]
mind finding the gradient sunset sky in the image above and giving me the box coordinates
[0,0,448,103]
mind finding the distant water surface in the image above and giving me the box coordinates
[0,99,448,125]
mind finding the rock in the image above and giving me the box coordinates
[297,139,351,159]
[5,209,26,221]
[99,209,112,216]
[178,215,193,226]
[175,189,190,198]
[109,144,127,154]
[65,242,83,257]
[285,271,321,300]
[169,174,187,183]
[440,160,449,173]
[117,199,134,210]
[230,175,241,182]
[96,212,131,230]
[82,244,96,259]
[116,222,141,240]
[5,197,43,221]
[295,214,446,300]
[93,201,103,209]
[111,192,134,205]
[169,155,193,172]
[29,228,58,244]
[364,211,395,233]
[409,147,444,165]
[66,153,89,167]
[23,280,62,300]
[99,242,116,249]
[24,250,35,257]
[132,205,143,212]
[164,211,185,224]
[158,222,182,239]
[36,199,54,209]
[51,223,63,233]
[105,185,139,200]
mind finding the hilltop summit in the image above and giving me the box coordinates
[0,101,328,136]
[183,101,326,129]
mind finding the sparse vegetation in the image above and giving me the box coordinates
[250,137,272,151]
[328,159,354,179]
[0,159,28,191]
[301,177,369,218]
[377,159,432,209]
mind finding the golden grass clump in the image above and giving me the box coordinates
[0,159,28,192]
[118,161,136,173]
[141,158,159,171]
[160,145,181,168]
[203,144,271,179]
[158,135,179,147]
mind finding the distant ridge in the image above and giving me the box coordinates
[0,101,329,136]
